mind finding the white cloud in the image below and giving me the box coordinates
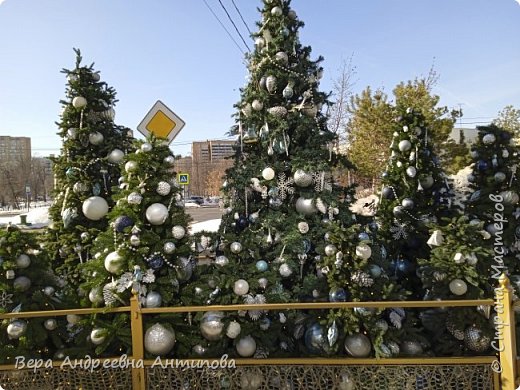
[0,0,6,5]
[516,0,520,5]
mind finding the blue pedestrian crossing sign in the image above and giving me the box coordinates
[178,173,190,185]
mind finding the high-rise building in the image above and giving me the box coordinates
[0,136,31,162]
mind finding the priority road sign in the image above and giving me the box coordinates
[137,100,185,144]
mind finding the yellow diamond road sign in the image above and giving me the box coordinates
[137,100,185,144]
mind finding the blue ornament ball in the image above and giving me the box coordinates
[148,255,164,270]
[256,260,268,272]
[302,239,312,253]
[477,160,488,171]
[394,258,415,277]
[329,287,348,302]
[237,217,249,231]
[369,264,382,278]
[304,323,336,355]
[114,216,134,233]
[358,232,370,241]
[381,187,394,199]
[500,131,512,141]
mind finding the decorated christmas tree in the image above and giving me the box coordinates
[417,216,494,356]
[79,135,193,355]
[377,106,454,297]
[169,0,361,360]
[43,49,133,295]
[0,227,65,364]
[465,124,520,280]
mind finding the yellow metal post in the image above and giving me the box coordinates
[497,274,518,390]
[130,291,146,390]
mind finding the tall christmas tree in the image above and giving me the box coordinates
[465,124,520,280]
[0,227,65,364]
[173,0,357,359]
[43,49,133,295]
[79,136,193,355]
[377,106,454,297]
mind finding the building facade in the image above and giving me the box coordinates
[0,136,31,162]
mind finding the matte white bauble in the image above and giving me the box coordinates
[355,244,372,260]
[44,319,58,331]
[104,251,125,274]
[88,287,104,304]
[262,167,275,180]
[406,166,417,178]
[236,335,257,357]
[90,328,106,345]
[252,100,263,111]
[7,320,27,339]
[398,140,412,152]
[226,321,241,339]
[108,149,125,163]
[125,160,138,173]
[16,254,31,268]
[146,203,169,225]
[67,314,81,325]
[82,196,109,221]
[72,96,87,109]
[141,143,153,152]
[230,241,242,253]
[145,323,176,355]
[482,133,496,144]
[449,279,468,295]
[172,225,186,239]
[13,276,31,292]
[233,279,249,296]
[295,197,317,215]
[89,132,104,145]
[145,291,162,308]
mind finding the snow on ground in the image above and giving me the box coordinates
[350,194,378,216]
[190,219,221,234]
[0,206,50,228]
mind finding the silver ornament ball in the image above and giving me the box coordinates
[145,323,175,355]
[145,203,169,225]
[200,311,225,341]
[145,292,163,308]
[344,333,372,357]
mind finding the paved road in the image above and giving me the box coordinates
[186,206,223,224]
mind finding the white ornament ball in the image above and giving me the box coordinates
[233,279,249,295]
[398,140,412,152]
[482,133,496,144]
[164,155,175,165]
[200,311,225,341]
[255,37,265,48]
[355,244,372,260]
[156,181,171,196]
[108,149,125,163]
[295,197,317,215]
[172,225,186,239]
[44,319,58,331]
[275,51,289,65]
[125,160,138,173]
[7,320,27,339]
[262,167,275,180]
[89,132,104,145]
[43,286,55,296]
[146,203,169,225]
[82,196,109,221]
[141,143,153,152]
[67,128,77,139]
[72,96,87,109]
[236,335,257,357]
[293,169,313,187]
[88,287,104,304]
[230,241,242,254]
[271,6,283,16]
[324,244,337,256]
[449,279,468,295]
[279,263,293,277]
[500,190,520,206]
[145,291,162,308]
[298,221,309,234]
[90,328,107,345]
[127,192,143,205]
[215,255,229,266]
[288,10,297,19]
[258,278,268,289]
[144,323,175,355]
[67,314,81,325]
[104,251,125,274]
[406,166,417,178]
[16,254,31,268]
[252,99,263,111]
[163,242,176,254]
[226,321,241,339]
[13,276,31,292]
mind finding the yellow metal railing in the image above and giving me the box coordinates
[1,274,517,390]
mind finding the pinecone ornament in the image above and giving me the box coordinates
[351,270,374,287]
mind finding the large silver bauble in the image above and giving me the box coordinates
[200,311,225,341]
[230,241,242,253]
[449,278,468,295]
[295,197,317,215]
[72,96,87,109]
[104,251,125,274]
[344,333,372,357]
[108,149,125,163]
[13,276,31,292]
[355,244,372,260]
[145,323,175,355]
[406,166,417,178]
[145,291,162,308]
[82,196,109,221]
[401,198,414,209]
[236,335,257,357]
[44,319,58,331]
[293,169,313,187]
[398,140,412,152]
[164,155,175,165]
[7,320,27,339]
[146,203,169,225]
[233,279,249,295]
[172,225,186,239]
[16,254,31,268]
[88,132,104,145]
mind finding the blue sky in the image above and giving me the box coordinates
[0,0,519,157]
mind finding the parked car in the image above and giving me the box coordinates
[188,196,204,205]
